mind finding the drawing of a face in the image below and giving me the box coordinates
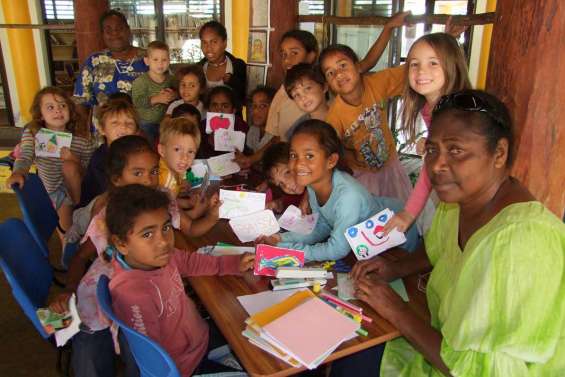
[360,214,390,247]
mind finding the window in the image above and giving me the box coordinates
[110,0,222,63]
[43,0,74,21]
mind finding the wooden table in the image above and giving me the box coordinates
[184,220,430,377]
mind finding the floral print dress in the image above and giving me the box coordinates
[73,49,148,108]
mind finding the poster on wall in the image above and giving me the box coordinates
[250,0,269,27]
[247,65,266,94]
[248,30,268,63]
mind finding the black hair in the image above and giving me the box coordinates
[107,92,133,104]
[106,135,156,186]
[100,9,129,30]
[249,86,276,104]
[319,44,360,72]
[199,20,227,40]
[280,30,319,55]
[284,63,326,98]
[262,142,290,176]
[432,89,514,167]
[290,119,351,173]
[205,85,238,111]
[171,103,202,123]
[106,184,170,241]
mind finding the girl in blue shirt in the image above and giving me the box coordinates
[258,119,419,262]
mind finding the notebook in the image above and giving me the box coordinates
[261,297,360,369]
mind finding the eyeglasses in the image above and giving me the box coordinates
[433,92,506,128]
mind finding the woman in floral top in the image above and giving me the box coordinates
[73,9,148,109]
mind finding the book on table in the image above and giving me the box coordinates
[242,290,360,369]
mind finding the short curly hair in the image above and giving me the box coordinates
[106,184,170,241]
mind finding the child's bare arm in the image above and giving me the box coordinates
[48,239,97,313]
[358,11,411,73]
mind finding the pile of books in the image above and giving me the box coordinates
[242,290,360,369]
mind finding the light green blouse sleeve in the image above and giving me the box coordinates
[439,210,565,376]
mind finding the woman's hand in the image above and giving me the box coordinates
[355,275,407,321]
[238,252,255,272]
[7,171,26,189]
[48,292,73,314]
[255,233,281,246]
[350,256,398,282]
[223,73,233,84]
[383,210,415,235]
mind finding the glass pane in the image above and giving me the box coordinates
[43,0,75,21]
[163,0,221,64]
[336,25,389,72]
[401,0,468,57]
[298,0,326,15]
[351,0,393,17]
[109,0,158,48]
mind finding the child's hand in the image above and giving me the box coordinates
[255,180,269,192]
[206,193,221,220]
[48,292,73,314]
[445,16,468,38]
[383,210,415,235]
[266,198,284,213]
[7,171,26,189]
[223,73,232,84]
[60,147,79,163]
[385,11,411,29]
[255,233,281,246]
[233,151,252,169]
[238,252,255,272]
[416,137,427,156]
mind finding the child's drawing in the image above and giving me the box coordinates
[344,208,406,260]
[207,152,241,177]
[35,128,72,158]
[254,244,305,277]
[229,209,280,243]
[219,189,266,219]
[214,129,246,152]
[277,205,318,235]
[206,112,235,134]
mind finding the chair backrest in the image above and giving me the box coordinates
[12,174,59,257]
[96,275,180,377]
[0,218,53,339]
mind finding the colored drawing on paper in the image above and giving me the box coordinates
[214,129,246,152]
[277,205,318,235]
[344,208,406,261]
[229,210,280,243]
[254,244,305,277]
[206,112,235,134]
[219,189,266,219]
[35,128,72,158]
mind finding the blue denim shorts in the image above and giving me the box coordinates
[48,185,73,210]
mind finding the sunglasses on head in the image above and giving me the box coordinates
[433,92,506,128]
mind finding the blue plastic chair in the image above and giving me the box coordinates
[96,275,181,377]
[12,174,60,258]
[0,218,53,338]
[0,218,72,375]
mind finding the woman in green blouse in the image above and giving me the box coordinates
[351,90,565,376]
